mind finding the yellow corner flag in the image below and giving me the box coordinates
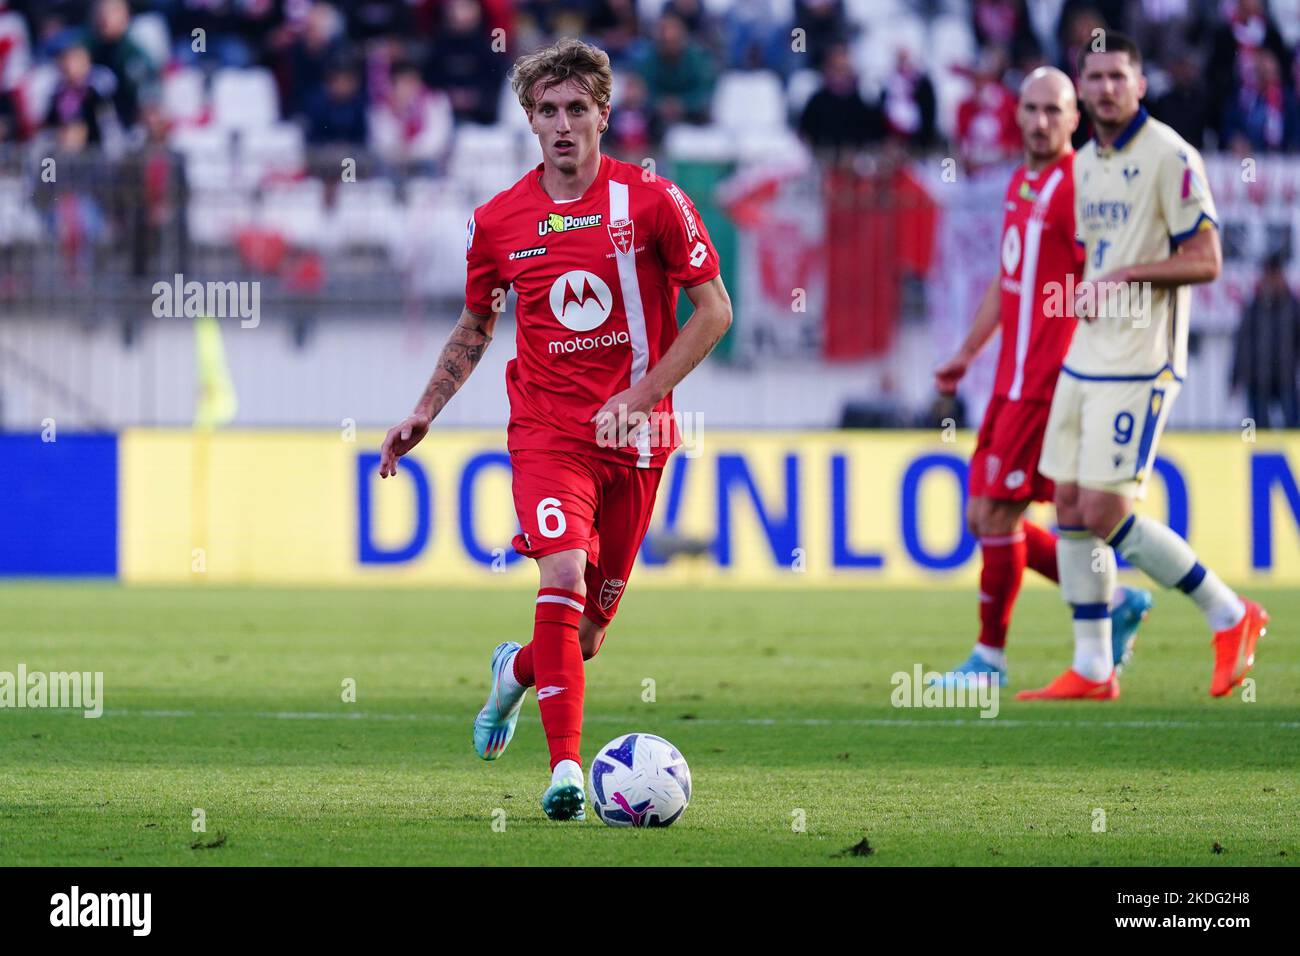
[194,314,238,428]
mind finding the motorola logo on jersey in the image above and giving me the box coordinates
[550,270,613,331]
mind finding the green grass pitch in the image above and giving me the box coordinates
[0,582,1296,866]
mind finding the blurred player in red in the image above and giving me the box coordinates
[378,39,731,821]
[932,67,1151,688]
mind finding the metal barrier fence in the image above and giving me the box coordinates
[0,144,1295,430]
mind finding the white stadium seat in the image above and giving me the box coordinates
[0,176,43,244]
[128,12,172,69]
[712,70,787,134]
[162,67,206,125]
[331,179,400,248]
[786,68,823,117]
[258,179,326,248]
[211,68,279,131]
[171,124,233,191]
[236,122,305,187]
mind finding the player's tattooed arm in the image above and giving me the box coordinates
[379,308,497,478]
[415,308,497,420]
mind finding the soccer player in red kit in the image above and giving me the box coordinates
[931,67,1151,687]
[378,39,731,821]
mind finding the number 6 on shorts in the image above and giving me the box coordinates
[537,497,567,538]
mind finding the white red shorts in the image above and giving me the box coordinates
[510,448,663,626]
[968,395,1056,503]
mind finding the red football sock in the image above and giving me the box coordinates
[1024,521,1059,582]
[978,532,1027,649]
[531,587,586,770]
[512,643,534,687]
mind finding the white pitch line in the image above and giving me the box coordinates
[85,709,1300,731]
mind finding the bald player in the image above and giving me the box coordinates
[933,66,1152,688]
[1022,34,1267,701]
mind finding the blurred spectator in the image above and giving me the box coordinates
[1223,49,1300,153]
[954,50,1021,170]
[44,36,117,150]
[515,0,589,38]
[1057,4,1107,79]
[343,0,416,42]
[305,55,368,145]
[426,0,503,125]
[22,0,92,59]
[1151,52,1208,150]
[792,0,849,71]
[797,43,883,159]
[0,0,31,140]
[1123,0,1200,61]
[723,0,794,75]
[87,0,156,128]
[1208,0,1292,137]
[369,59,452,169]
[662,0,720,53]
[0,88,20,143]
[971,0,1040,68]
[587,0,640,62]
[281,2,348,119]
[605,71,661,159]
[1233,253,1300,428]
[881,49,937,151]
[168,0,285,68]
[637,12,715,127]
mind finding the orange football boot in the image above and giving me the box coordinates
[1015,668,1119,701]
[1210,599,1268,697]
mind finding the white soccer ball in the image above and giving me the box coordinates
[588,733,692,828]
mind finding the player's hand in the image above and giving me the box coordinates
[378,413,431,478]
[934,355,970,396]
[591,384,657,446]
[1074,269,1131,323]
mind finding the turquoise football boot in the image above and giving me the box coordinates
[472,641,525,760]
[927,652,1008,689]
[1111,586,1153,672]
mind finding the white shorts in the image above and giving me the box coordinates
[1039,369,1182,499]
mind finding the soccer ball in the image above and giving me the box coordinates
[588,733,691,828]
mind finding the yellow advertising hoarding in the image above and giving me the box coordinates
[119,430,1300,587]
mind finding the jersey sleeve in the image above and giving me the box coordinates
[656,182,721,288]
[464,210,506,315]
[1159,144,1219,247]
[1052,176,1085,269]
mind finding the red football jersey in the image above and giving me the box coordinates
[993,151,1083,402]
[465,154,721,468]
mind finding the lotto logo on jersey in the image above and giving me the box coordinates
[549,270,613,332]
[538,212,603,236]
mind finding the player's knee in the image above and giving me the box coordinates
[984,501,1023,536]
[966,497,988,537]
[1080,497,1124,541]
[1054,483,1080,521]
[538,555,586,595]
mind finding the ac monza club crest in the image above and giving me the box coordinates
[985,454,1002,486]
[598,578,627,610]
[549,269,613,331]
[608,217,635,255]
